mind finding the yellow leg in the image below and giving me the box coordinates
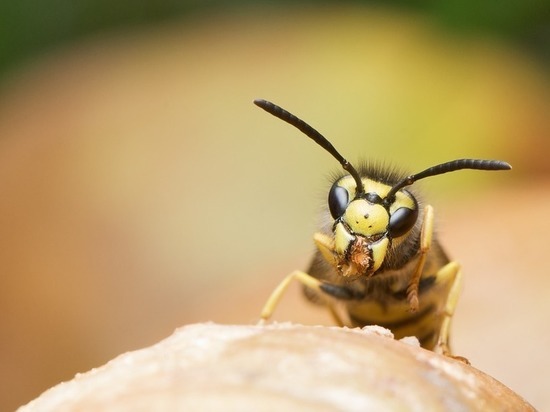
[259,270,324,323]
[430,261,469,362]
[407,205,434,312]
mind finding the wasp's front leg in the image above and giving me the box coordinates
[259,232,347,325]
[259,270,322,322]
[258,269,349,326]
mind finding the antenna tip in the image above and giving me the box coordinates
[253,98,268,108]
[496,160,512,170]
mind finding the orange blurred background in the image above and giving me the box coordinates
[0,4,548,410]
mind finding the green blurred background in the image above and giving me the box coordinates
[0,1,548,410]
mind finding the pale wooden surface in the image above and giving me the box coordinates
[18,323,534,412]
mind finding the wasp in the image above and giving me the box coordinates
[254,98,511,357]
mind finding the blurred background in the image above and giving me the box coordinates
[0,1,548,410]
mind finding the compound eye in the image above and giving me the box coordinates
[328,183,349,219]
[388,207,418,238]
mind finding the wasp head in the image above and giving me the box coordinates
[327,174,418,278]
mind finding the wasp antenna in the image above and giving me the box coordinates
[385,159,512,201]
[254,99,365,195]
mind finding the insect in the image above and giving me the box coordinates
[254,98,511,357]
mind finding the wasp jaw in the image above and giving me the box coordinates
[336,237,372,278]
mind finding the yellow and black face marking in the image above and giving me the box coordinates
[328,175,418,279]
[254,99,511,358]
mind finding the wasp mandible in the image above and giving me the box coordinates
[254,98,511,356]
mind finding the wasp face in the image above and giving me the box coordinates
[328,176,418,278]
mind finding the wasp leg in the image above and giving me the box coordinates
[407,205,434,312]
[259,270,350,326]
[259,270,324,323]
[432,261,469,363]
